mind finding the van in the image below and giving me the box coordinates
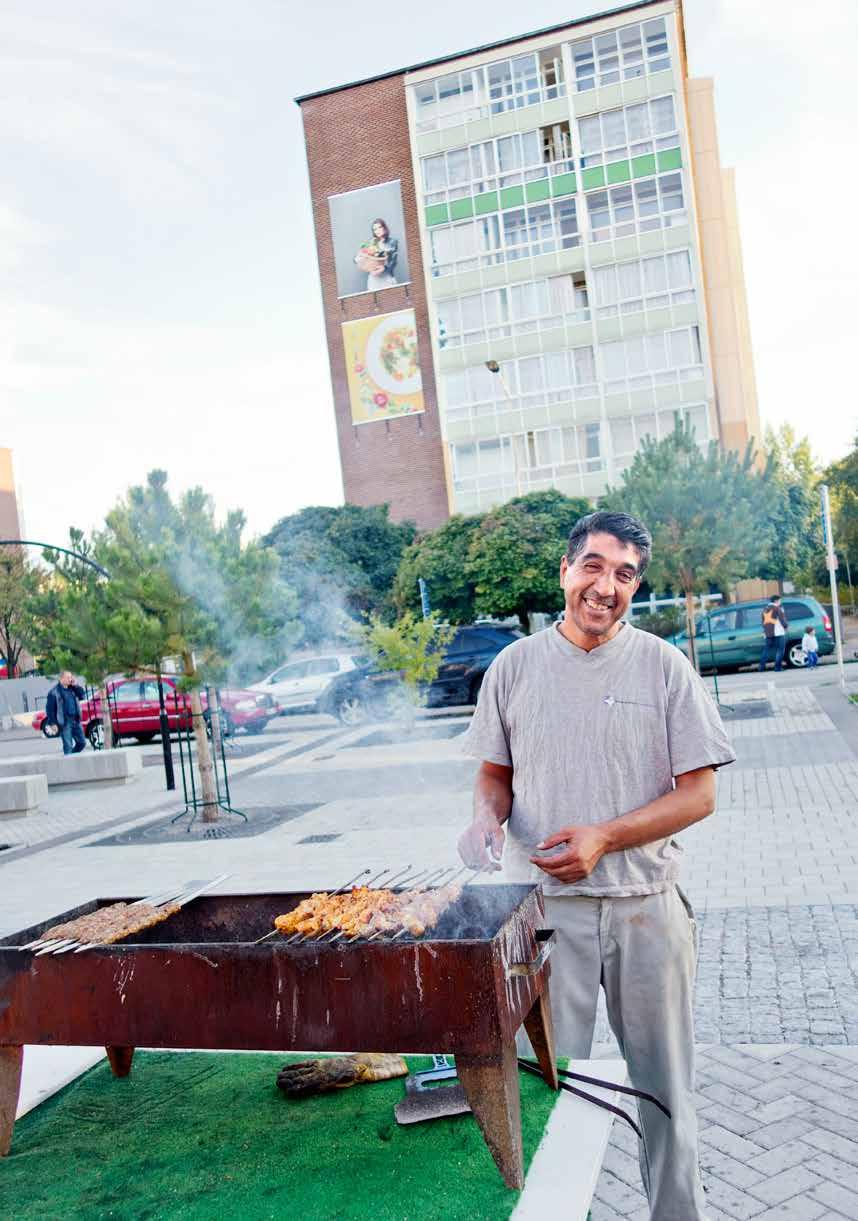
[673,595,834,670]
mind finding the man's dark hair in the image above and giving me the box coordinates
[566,511,652,577]
[770,595,781,603]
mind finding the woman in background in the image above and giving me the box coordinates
[355,218,399,291]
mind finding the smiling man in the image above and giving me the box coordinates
[458,510,735,1221]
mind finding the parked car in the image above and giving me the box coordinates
[319,625,523,725]
[32,676,279,747]
[673,595,835,671]
[248,652,365,713]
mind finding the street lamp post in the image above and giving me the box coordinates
[485,360,522,496]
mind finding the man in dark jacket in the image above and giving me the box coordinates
[45,671,87,754]
[759,595,789,672]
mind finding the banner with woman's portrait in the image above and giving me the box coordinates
[328,181,411,299]
[342,309,424,425]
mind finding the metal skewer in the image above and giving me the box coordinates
[20,884,193,953]
[256,867,375,946]
[71,873,231,954]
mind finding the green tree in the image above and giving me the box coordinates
[393,513,485,623]
[467,490,593,626]
[824,433,858,597]
[358,611,455,721]
[756,425,822,587]
[32,472,300,818]
[264,504,416,645]
[0,548,42,678]
[600,420,775,668]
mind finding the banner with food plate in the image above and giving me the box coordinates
[342,309,424,425]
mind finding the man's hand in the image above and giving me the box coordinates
[529,825,608,883]
[458,812,505,871]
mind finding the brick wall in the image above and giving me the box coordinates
[300,77,450,531]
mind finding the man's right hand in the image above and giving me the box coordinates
[457,813,505,870]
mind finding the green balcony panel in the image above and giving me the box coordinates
[424,203,449,227]
[449,197,474,221]
[474,190,500,216]
[606,159,631,184]
[631,153,657,179]
[656,146,682,172]
[500,185,525,210]
[581,166,606,191]
[550,171,577,198]
[525,178,552,203]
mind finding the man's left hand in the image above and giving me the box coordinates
[530,825,608,883]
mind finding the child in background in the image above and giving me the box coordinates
[802,624,819,668]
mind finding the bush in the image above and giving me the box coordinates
[631,608,685,640]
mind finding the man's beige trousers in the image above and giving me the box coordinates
[526,888,709,1221]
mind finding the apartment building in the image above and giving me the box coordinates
[298,0,761,526]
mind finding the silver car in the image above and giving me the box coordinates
[249,653,365,713]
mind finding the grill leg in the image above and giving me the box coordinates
[0,1045,23,1156]
[456,1039,524,1190]
[106,1046,135,1078]
[523,981,559,1090]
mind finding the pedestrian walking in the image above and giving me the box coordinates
[759,594,788,671]
[801,624,819,668]
[44,671,87,755]
[458,509,735,1221]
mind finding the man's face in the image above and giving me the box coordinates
[60,671,73,687]
[559,531,641,639]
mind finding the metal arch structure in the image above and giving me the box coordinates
[0,539,110,579]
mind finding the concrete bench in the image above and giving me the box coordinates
[0,774,48,819]
[0,751,142,788]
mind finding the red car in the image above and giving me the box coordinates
[32,675,279,748]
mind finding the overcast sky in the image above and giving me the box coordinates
[2,0,856,545]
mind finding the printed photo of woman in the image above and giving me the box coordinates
[354,218,399,292]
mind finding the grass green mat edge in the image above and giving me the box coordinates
[2,1051,566,1221]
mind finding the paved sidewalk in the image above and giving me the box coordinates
[3,672,858,1218]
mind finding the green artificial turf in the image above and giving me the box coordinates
[3,1052,563,1220]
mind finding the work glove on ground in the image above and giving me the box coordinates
[276,1053,408,1097]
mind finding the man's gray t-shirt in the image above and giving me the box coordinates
[461,623,736,897]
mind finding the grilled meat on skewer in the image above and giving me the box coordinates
[41,901,182,946]
[272,882,463,940]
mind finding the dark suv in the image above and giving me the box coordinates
[319,625,522,725]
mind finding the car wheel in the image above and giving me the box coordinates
[134,733,155,744]
[244,720,267,735]
[786,642,807,669]
[469,674,484,705]
[41,721,58,739]
[87,721,105,750]
[336,695,366,726]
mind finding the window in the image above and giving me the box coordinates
[784,601,814,622]
[592,250,694,318]
[570,17,670,92]
[610,403,710,469]
[579,95,678,168]
[586,171,685,243]
[707,610,738,634]
[451,421,606,502]
[442,343,597,428]
[601,326,702,392]
[429,198,579,277]
[414,47,565,132]
[421,123,574,209]
[271,662,308,682]
[113,682,141,704]
[306,658,340,676]
[141,681,162,701]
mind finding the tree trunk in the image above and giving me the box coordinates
[98,684,114,750]
[684,588,699,672]
[206,684,224,765]
[187,678,218,822]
